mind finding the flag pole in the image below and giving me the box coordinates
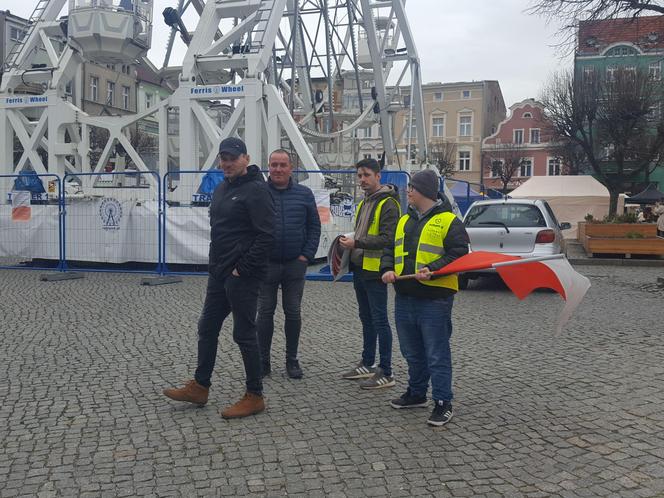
[491,254,565,268]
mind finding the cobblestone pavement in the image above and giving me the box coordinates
[1,266,664,497]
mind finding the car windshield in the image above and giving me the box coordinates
[464,204,547,228]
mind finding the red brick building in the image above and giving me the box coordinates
[481,99,564,192]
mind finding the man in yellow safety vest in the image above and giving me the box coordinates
[339,158,400,389]
[381,169,469,426]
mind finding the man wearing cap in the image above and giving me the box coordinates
[164,137,276,419]
[381,169,469,427]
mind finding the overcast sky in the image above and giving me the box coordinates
[4,0,569,107]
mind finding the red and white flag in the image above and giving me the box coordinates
[436,251,591,335]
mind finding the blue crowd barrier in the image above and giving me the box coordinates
[0,173,62,271]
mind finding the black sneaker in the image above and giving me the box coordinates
[359,367,395,389]
[261,363,271,378]
[428,400,453,427]
[390,389,428,409]
[341,362,376,380]
[286,359,303,379]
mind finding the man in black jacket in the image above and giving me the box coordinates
[257,149,321,379]
[381,169,469,427]
[164,137,276,419]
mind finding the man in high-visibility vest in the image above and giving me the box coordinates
[339,158,400,389]
[381,169,469,426]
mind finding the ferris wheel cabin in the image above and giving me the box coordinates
[67,0,153,63]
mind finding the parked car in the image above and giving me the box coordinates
[459,198,571,289]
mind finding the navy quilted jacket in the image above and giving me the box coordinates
[268,177,321,262]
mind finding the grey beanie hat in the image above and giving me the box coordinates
[410,169,440,201]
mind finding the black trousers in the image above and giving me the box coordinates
[194,273,263,395]
[256,258,308,364]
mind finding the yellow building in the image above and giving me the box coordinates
[393,81,506,184]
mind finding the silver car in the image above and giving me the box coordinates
[459,198,571,289]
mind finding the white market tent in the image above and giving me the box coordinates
[509,176,625,238]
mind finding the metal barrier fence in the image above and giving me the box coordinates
[1,169,411,279]
[0,173,62,271]
[162,170,219,274]
[62,171,161,273]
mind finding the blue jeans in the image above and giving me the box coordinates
[353,276,393,376]
[395,294,454,401]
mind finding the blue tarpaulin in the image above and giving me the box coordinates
[13,170,45,193]
[448,181,484,215]
[198,169,224,194]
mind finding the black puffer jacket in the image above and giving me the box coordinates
[209,165,276,280]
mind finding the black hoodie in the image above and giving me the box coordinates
[380,194,469,299]
[208,165,276,280]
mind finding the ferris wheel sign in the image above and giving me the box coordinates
[189,85,245,99]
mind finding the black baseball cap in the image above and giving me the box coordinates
[219,137,247,157]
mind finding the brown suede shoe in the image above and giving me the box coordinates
[163,380,209,406]
[220,392,265,419]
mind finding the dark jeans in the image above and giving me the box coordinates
[194,273,263,395]
[353,276,393,376]
[256,258,308,364]
[395,294,454,402]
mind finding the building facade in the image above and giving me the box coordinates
[482,99,564,192]
[575,15,664,189]
[391,81,506,184]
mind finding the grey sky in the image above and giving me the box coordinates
[4,0,569,107]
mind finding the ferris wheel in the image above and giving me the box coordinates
[0,0,428,185]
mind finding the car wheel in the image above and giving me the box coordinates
[458,274,469,291]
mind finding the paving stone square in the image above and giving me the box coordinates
[0,265,663,497]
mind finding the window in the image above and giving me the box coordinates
[603,143,615,161]
[624,65,636,80]
[90,76,99,102]
[434,92,443,101]
[106,81,115,106]
[513,129,524,144]
[649,62,661,80]
[65,81,72,96]
[548,157,561,176]
[519,159,532,177]
[122,86,130,110]
[9,26,26,42]
[462,90,471,99]
[403,95,411,108]
[465,203,547,228]
[605,45,638,57]
[459,115,472,136]
[606,65,617,82]
[490,159,503,178]
[362,127,373,138]
[405,119,417,140]
[363,153,372,159]
[523,112,532,119]
[146,93,153,109]
[583,66,595,83]
[530,129,540,144]
[458,150,471,171]
[432,117,444,137]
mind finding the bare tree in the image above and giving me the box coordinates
[549,140,591,175]
[428,139,457,178]
[540,67,664,216]
[483,143,528,194]
[527,1,664,50]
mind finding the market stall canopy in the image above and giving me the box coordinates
[509,176,625,239]
[625,183,664,204]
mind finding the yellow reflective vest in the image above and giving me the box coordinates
[394,211,459,291]
[355,197,400,272]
